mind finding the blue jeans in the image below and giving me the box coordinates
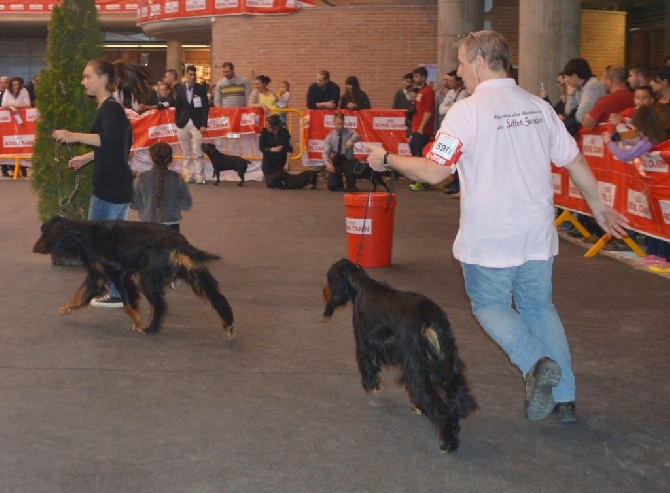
[88,195,130,298]
[461,259,575,403]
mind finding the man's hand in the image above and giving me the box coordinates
[592,205,630,239]
[326,162,336,172]
[68,154,90,170]
[365,145,387,172]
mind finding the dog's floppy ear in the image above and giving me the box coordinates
[323,258,360,317]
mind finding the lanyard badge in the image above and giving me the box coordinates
[424,130,463,169]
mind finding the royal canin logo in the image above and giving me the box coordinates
[3,135,34,148]
[240,113,258,127]
[208,116,231,130]
[186,0,206,12]
[372,117,405,131]
[164,1,179,14]
[308,140,325,153]
[216,0,239,7]
[148,125,177,139]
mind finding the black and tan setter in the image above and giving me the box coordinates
[323,258,476,452]
[33,216,234,336]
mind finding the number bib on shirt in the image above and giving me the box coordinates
[424,130,463,168]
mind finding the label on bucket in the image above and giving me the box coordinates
[346,218,372,235]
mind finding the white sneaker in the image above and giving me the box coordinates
[90,294,124,308]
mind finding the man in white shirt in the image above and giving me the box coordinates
[367,30,629,425]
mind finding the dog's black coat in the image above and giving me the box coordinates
[267,170,318,190]
[201,143,250,186]
[332,154,389,192]
[323,258,476,452]
[33,216,234,336]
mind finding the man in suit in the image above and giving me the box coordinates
[175,65,209,184]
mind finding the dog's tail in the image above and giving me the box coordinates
[181,244,220,264]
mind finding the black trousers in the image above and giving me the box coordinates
[327,157,357,191]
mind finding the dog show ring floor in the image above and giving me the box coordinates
[1,177,668,492]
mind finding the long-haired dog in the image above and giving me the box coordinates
[33,216,234,336]
[323,258,476,452]
[201,143,250,186]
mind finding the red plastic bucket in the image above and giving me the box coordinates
[344,192,397,268]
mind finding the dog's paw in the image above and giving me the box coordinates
[131,323,150,333]
[225,323,235,338]
[410,404,424,415]
[439,433,460,454]
[58,305,73,315]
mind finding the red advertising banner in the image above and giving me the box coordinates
[0,108,38,155]
[305,110,410,163]
[127,107,265,150]
[553,128,670,241]
[0,0,138,14]
[0,0,314,17]
[136,0,315,24]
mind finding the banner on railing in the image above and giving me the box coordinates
[553,128,670,240]
[127,107,265,150]
[136,0,315,24]
[304,109,410,163]
[0,0,138,14]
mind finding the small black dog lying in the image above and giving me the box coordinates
[265,170,318,190]
[33,216,234,336]
[332,154,389,192]
[323,258,476,452]
[201,143,250,186]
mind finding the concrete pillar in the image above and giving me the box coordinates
[518,0,581,103]
[437,0,484,80]
[166,39,184,74]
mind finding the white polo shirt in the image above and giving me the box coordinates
[440,78,579,268]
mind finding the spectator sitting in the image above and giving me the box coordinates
[650,66,670,105]
[603,103,670,269]
[306,70,340,110]
[608,85,654,138]
[541,73,568,115]
[627,64,651,90]
[581,66,634,129]
[323,111,360,191]
[339,75,371,110]
[392,72,414,110]
[561,58,606,134]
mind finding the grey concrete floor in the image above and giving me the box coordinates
[1,176,668,492]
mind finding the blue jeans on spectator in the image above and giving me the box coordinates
[461,258,575,403]
[88,195,130,298]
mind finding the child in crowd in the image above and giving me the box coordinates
[608,85,654,139]
[603,103,670,268]
[131,141,192,233]
[275,80,290,124]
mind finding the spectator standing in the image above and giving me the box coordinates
[581,66,634,129]
[52,59,138,307]
[163,69,181,98]
[275,80,290,124]
[339,76,371,110]
[1,76,32,177]
[131,141,192,232]
[408,66,435,191]
[214,61,250,108]
[306,70,340,110]
[438,70,468,197]
[249,75,278,115]
[174,65,209,184]
[392,73,414,110]
[367,30,630,424]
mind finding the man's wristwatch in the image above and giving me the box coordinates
[382,151,392,170]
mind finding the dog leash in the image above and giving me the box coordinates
[54,139,80,214]
[354,164,396,268]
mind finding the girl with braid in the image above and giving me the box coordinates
[131,141,192,233]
